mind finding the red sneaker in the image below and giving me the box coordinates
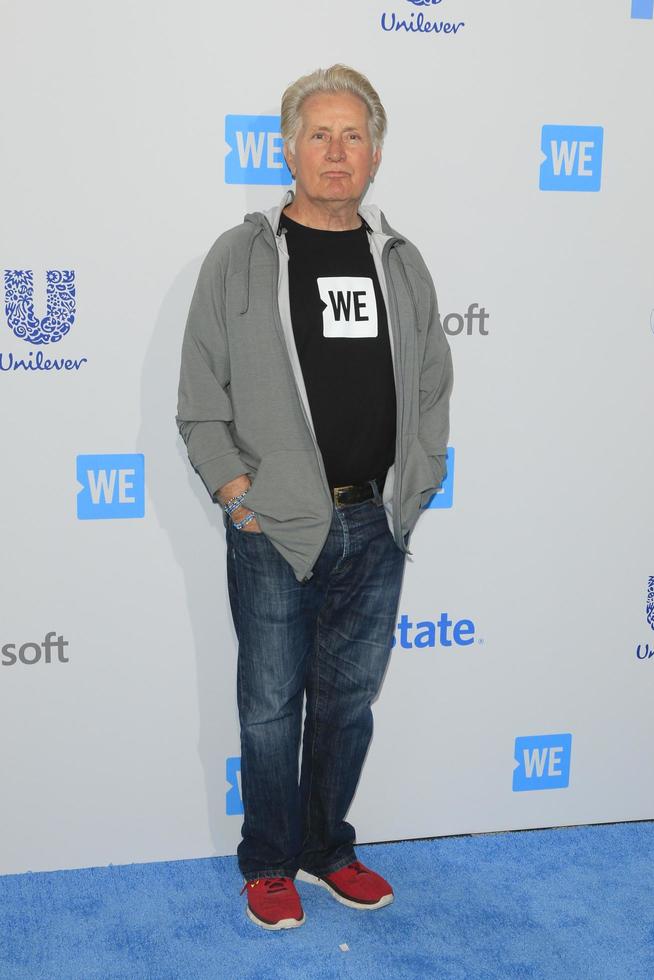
[298,860,394,910]
[241,877,306,930]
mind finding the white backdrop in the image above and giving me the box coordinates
[1,0,652,876]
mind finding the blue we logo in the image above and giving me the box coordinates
[225,115,291,185]
[631,0,653,18]
[513,733,572,792]
[424,446,455,509]
[539,125,603,192]
[76,454,145,520]
[226,756,243,815]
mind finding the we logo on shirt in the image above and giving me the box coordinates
[317,277,378,338]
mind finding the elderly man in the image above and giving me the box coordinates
[176,65,453,930]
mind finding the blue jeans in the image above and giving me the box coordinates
[225,492,406,881]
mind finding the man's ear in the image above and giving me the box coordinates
[283,143,296,179]
[370,147,382,179]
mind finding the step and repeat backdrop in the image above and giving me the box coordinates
[1,1,652,875]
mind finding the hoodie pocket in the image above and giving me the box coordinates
[243,450,328,525]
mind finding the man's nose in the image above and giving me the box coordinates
[326,138,346,160]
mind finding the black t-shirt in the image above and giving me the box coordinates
[280,212,397,489]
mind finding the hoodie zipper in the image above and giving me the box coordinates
[265,225,334,580]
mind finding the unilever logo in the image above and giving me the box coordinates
[539,126,604,192]
[5,270,75,344]
[636,576,654,660]
[380,0,466,35]
[2,269,87,372]
[513,734,572,792]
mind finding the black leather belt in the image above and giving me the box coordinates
[331,474,386,507]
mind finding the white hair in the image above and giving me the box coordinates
[281,64,387,153]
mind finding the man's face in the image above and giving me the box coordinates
[284,91,381,208]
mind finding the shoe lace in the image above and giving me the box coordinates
[240,876,292,895]
[345,861,368,876]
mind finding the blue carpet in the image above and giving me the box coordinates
[1,822,652,979]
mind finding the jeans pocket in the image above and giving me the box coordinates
[229,519,265,539]
[238,526,265,537]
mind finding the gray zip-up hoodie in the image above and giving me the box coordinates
[176,191,453,582]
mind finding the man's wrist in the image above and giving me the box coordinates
[229,503,254,523]
[216,474,251,506]
[232,510,257,531]
[223,489,250,517]
[216,474,259,529]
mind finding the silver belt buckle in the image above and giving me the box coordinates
[332,483,356,506]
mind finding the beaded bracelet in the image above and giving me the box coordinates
[223,489,249,516]
[233,510,256,531]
